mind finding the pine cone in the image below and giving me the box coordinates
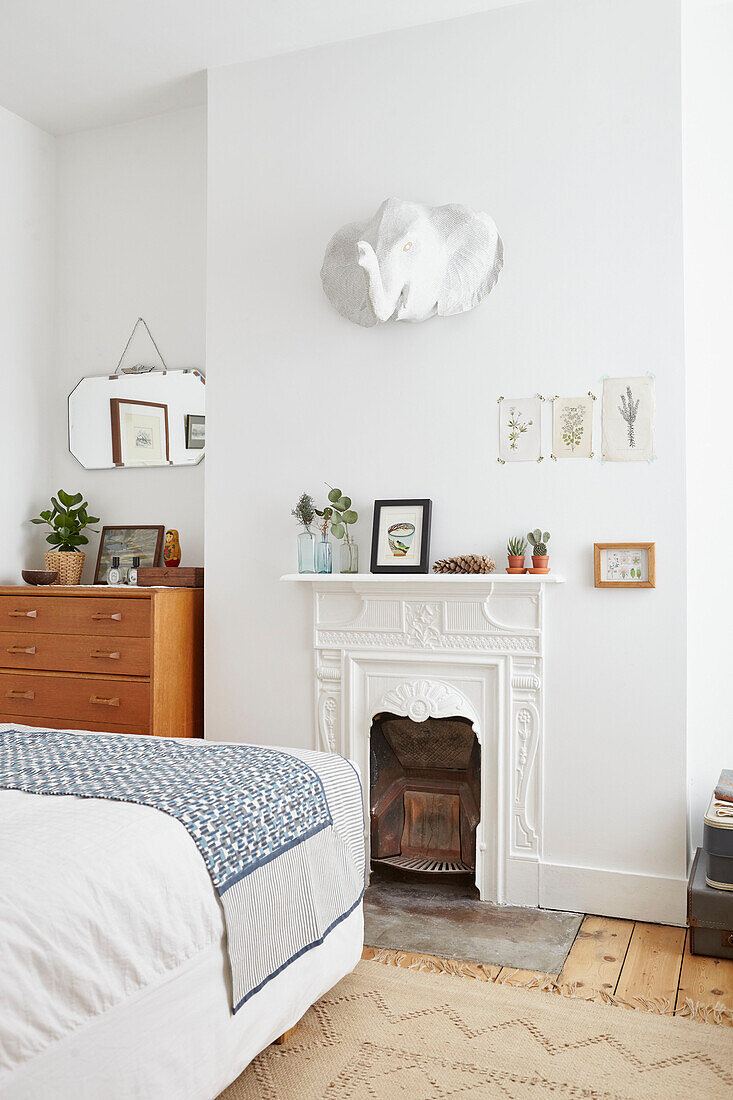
[432,554,496,575]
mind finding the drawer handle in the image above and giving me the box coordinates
[9,609,37,618]
[90,650,121,660]
[90,695,120,707]
[7,646,36,655]
[91,612,122,622]
[6,689,34,700]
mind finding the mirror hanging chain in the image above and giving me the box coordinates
[114,317,169,375]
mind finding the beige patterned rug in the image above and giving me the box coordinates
[220,954,733,1099]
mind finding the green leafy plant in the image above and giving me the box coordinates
[317,486,358,541]
[291,491,316,528]
[527,528,551,556]
[30,490,100,552]
[507,535,527,557]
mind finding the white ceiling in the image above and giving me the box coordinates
[0,0,530,135]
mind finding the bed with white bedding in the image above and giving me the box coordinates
[0,724,365,1100]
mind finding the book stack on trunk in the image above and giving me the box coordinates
[688,769,733,959]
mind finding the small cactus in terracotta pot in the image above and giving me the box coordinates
[506,535,527,570]
[527,528,550,569]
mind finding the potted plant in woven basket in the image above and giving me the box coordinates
[30,490,100,585]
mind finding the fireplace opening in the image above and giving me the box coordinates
[369,712,480,880]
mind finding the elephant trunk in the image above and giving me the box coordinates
[357,241,402,322]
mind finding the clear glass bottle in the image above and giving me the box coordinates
[339,535,359,574]
[316,534,333,574]
[127,555,140,585]
[106,555,122,586]
[297,527,316,573]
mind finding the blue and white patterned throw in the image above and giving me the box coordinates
[0,729,365,1010]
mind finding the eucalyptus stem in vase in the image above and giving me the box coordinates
[315,509,333,574]
[317,486,359,574]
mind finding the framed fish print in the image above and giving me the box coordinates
[370,499,432,574]
[594,543,655,588]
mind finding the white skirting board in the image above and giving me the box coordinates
[539,861,687,926]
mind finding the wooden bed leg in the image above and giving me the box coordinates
[273,1025,297,1045]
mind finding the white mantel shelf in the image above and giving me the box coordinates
[281,573,565,583]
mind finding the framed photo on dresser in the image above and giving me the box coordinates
[370,499,432,574]
[94,525,164,583]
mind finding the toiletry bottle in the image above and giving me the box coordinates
[106,556,121,586]
[127,555,140,586]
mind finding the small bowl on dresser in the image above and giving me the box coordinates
[22,569,59,586]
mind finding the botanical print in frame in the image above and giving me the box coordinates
[94,525,164,583]
[110,399,170,467]
[552,395,594,459]
[498,396,543,462]
[594,542,655,588]
[370,499,432,574]
[601,377,655,462]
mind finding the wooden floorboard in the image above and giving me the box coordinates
[557,915,634,1002]
[675,934,733,1025]
[613,922,686,1011]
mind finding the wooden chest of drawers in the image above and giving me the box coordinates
[0,586,203,737]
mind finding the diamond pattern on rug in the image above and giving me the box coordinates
[219,958,733,1099]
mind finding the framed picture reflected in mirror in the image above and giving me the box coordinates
[110,399,170,467]
[185,414,205,449]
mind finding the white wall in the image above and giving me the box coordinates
[0,106,55,582]
[206,0,687,920]
[52,106,207,579]
[683,1,733,850]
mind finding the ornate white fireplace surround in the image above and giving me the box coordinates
[283,573,564,908]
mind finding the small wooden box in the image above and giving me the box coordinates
[137,567,204,588]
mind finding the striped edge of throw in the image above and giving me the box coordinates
[361,946,733,1026]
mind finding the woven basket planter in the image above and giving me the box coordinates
[45,551,85,586]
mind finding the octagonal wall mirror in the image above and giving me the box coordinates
[68,369,205,469]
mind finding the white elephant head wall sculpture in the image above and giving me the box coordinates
[320,198,503,327]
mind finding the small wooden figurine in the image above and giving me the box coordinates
[163,529,181,567]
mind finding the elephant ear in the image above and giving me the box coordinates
[430,204,503,317]
[320,219,378,328]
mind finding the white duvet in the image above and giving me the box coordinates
[0,786,224,1079]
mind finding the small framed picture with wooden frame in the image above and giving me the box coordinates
[594,543,655,588]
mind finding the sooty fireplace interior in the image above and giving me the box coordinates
[369,712,480,876]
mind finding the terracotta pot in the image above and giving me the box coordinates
[507,555,525,570]
[45,550,85,585]
[531,555,549,570]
